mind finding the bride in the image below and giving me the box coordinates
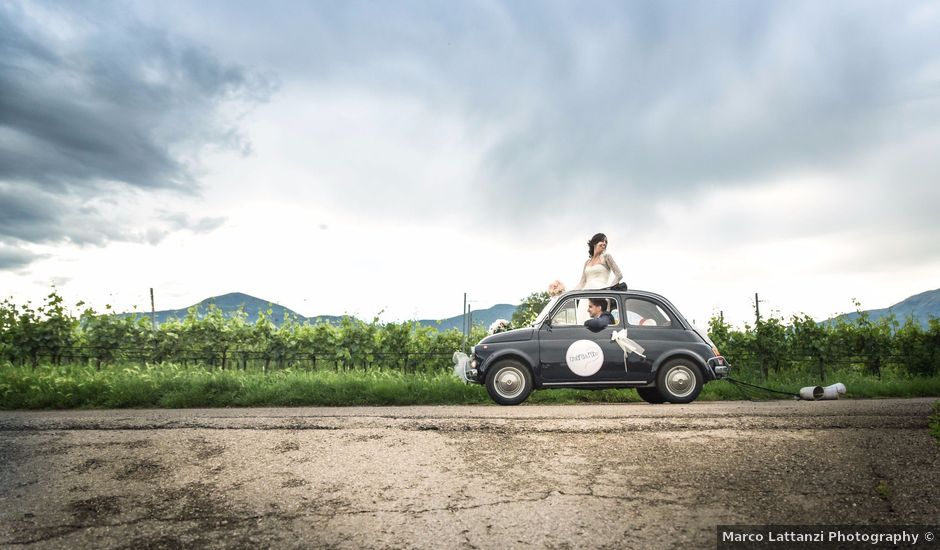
[574,233,623,323]
[574,233,623,290]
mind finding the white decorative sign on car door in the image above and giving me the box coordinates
[565,339,603,377]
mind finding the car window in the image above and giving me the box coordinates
[623,298,672,327]
[551,299,579,326]
[532,296,560,326]
[551,296,620,327]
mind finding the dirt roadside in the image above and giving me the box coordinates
[1,399,938,549]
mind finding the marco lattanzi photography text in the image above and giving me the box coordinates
[721,529,928,545]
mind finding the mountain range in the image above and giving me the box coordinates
[123,288,940,330]
[124,292,517,330]
[830,287,940,327]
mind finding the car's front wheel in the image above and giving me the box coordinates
[636,387,665,404]
[655,358,703,404]
[485,360,533,406]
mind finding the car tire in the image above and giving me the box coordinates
[636,387,666,404]
[485,360,533,406]
[655,358,703,404]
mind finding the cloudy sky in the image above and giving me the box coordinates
[2,0,938,327]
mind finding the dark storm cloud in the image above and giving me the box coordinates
[0,181,231,252]
[459,1,940,215]
[0,2,272,192]
[209,0,936,228]
[0,183,148,247]
[0,244,41,271]
[0,1,273,268]
[0,185,61,243]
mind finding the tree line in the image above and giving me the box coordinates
[0,291,486,371]
[708,306,940,380]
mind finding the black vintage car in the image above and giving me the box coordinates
[454,289,730,405]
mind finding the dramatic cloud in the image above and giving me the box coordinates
[0,182,229,248]
[166,1,940,235]
[455,2,940,220]
[0,243,42,271]
[144,212,228,245]
[0,1,273,266]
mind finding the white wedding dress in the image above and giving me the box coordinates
[582,263,612,290]
[575,254,623,323]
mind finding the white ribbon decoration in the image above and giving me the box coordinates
[611,328,646,359]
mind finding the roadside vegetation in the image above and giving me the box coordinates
[2,362,939,409]
[1,290,938,409]
[0,365,486,409]
[930,401,940,444]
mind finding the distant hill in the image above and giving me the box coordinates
[120,292,517,330]
[831,288,940,327]
[120,292,344,326]
[417,304,518,331]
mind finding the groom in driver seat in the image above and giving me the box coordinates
[584,298,615,332]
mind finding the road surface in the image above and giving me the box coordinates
[1,399,938,549]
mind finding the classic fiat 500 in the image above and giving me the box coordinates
[454,289,730,405]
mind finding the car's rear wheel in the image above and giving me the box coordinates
[636,387,666,404]
[655,358,703,404]
[485,360,533,406]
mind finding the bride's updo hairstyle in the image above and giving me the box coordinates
[587,233,607,257]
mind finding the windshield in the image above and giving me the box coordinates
[531,296,560,326]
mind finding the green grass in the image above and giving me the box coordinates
[930,400,940,444]
[875,480,891,500]
[704,367,940,400]
[0,363,491,409]
[1,362,939,409]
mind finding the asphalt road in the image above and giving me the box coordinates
[1,399,938,549]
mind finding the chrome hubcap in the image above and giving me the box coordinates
[494,367,525,399]
[665,366,695,398]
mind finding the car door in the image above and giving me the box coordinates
[619,297,689,381]
[538,295,628,384]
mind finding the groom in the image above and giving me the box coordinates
[584,298,615,332]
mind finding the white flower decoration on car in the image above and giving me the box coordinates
[488,319,511,334]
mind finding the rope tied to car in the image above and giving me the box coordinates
[723,377,800,400]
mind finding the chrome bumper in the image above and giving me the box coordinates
[452,352,480,384]
[706,356,731,380]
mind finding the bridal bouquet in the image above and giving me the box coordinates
[547,280,566,297]
[489,319,511,334]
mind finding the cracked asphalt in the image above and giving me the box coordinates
[1,399,938,549]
